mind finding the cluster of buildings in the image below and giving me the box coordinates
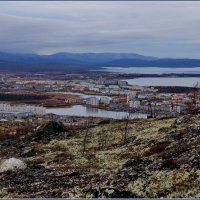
[8,78,130,95]
[0,103,45,120]
[0,74,199,119]
[127,90,199,117]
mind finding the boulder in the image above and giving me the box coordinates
[0,158,27,173]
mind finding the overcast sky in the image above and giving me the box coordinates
[0,1,200,58]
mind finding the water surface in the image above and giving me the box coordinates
[46,105,147,119]
[124,77,200,87]
[99,67,200,74]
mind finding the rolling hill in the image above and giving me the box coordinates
[0,52,200,72]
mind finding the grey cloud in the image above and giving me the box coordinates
[0,2,200,58]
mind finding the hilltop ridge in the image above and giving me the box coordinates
[0,52,200,72]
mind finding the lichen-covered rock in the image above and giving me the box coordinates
[0,158,27,173]
[117,158,152,181]
[169,131,183,140]
[175,115,192,125]
[88,187,140,198]
[0,189,8,198]
[33,121,67,143]
[20,147,36,157]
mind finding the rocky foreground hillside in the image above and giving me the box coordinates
[1,114,200,198]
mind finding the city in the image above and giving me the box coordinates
[0,72,199,121]
[1,1,200,198]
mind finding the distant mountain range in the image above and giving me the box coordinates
[0,52,200,72]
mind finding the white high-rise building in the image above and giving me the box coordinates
[0,103,45,115]
[86,97,99,106]
[100,96,110,105]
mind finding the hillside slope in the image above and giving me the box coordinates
[1,115,200,197]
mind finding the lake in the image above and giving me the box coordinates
[95,67,200,87]
[46,105,147,119]
[124,77,200,87]
[99,67,200,74]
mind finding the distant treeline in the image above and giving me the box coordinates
[155,86,194,93]
[0,93,49,101]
